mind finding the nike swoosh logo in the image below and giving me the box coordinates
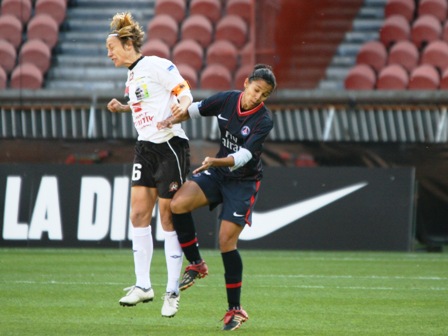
[233,212,245,217]
[218,114,228,121]
[239,182,368,240]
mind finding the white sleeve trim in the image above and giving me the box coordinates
[187,102,201,119]
[228,148,253,171]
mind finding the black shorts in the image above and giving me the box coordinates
[132,137,190,199]
[191,168,260,227]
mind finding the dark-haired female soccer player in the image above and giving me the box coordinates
[158,64,277,331]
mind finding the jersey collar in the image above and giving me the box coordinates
[128,55,144,70]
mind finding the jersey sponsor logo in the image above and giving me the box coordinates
[218,114,228,121]
[241,126,250,137]
[239,182,368,240]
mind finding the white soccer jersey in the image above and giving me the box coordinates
[125,56,189,143]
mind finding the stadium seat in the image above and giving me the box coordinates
[200,63,233,90]
[177,63,198,89]
[19,39,52,73]
[10,63,44,90]
[420,40,448,72]
[206,40,238,72]
[215,15,248,48]
[384,0,415,22]
[439,67,448,89]
[379,15,411,48]
[0,40,17,74]
[1,0,32,24]
[356,41,387,72]
[141,39,171,59]
[239,41,254,67]
[172,39,204,72]
[418,0,447,23]
[344,64,376,90]
[387,40,419,73]
[0,14,23,49]
[154,0,186,23]
[181,14,214,48]
[189,0,222,24]
[411,15,442,49]
[27,14,60,49]
[376,64,409,90]
[234,64,253,90]
[0,66,7,90]
[35,0,67,26]
[147,14,179,47]
[408,64,440,89]
[226,0,253,24]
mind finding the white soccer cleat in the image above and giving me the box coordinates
[161,292,180,318]
[119,286,154,306]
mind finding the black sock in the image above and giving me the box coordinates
[172,212,202,263]
[222,249,242,310]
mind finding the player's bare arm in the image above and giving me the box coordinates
[107,98,131,113]
[193,156,235,174]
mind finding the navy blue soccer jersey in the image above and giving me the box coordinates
[197,90,273,180]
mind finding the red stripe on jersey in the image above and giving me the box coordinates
[226,282,242,289]
[245,180,261,226]
[180,237,198,248]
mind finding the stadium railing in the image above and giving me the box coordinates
[1,89,448,144]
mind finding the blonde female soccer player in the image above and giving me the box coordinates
[106,12,192,318]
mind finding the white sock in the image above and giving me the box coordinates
[163,230,183,294]
[132,226,153,289]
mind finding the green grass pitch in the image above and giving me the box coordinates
[1,248,447,335]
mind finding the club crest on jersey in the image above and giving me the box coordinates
[169,182,179,192]
[241,126,251,137]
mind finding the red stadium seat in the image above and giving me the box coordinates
[420,40,448,72]
[206,40,238,72]
[344,64,376,90]
[190,0,222,24]
[239,41,254,67]
[1,0,32,24]
[172,39,204,72]
[200,63,233,90]
[411,15,442,49]
[234,64,253,90]
[0,40,17,74]
[35,0,67,26]
[418,0,447,22]
[177,63,198,89]
[0,66,7,90]
[155,0,186,23]
[215,15,248,48]
[384,0,416,22]
[181,14,214,48]
[0,14,23,49]
[439,67,448,89]
[19,39,52,73]
[356,41,387,72]
[10,63,44,90]
[141,39,171,59]
[226,0,253,24]
[27,14,60,49]
[379,15,411,48]
[376,64,409,90]
[147,14,179,47]
[387,40,419,73]
[408,64,440,89]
